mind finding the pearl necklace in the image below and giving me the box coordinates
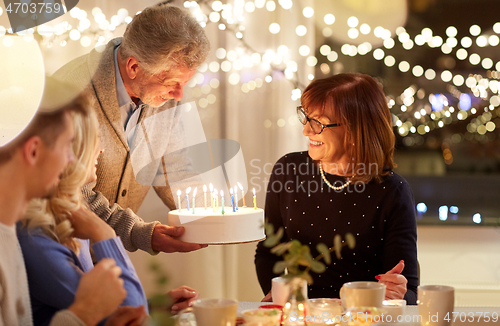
[319,163,352,191]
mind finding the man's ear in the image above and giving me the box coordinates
[126,56,141,80]
[22,136,44,166]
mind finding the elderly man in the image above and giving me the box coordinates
[53,4,210,254]
[0,78,142,326]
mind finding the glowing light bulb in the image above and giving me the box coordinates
[476,36,488,47]
[296,25,307,36]
[384,38,395,49]
[373,48,384,60]
[441,70,452,82]
[446,26,457,37]
[461,37,472,48]
[320,45,331,56]
[80,36,91,47]
[302,7,314,18]
[348,28,359,39]
[469,25,481,36]
[399,61,410,72]
[280,0,293,10]
[269,23,280,34]
[489,35,499,46]
[324,14,335,25]
[306,56,318,67]
[384,56,395,67]
[360,23,370,35]
[347,16,358,27]
[215,48,226,59]
[69,29,81,40]
[299,45,310,56]
[266,1,276,11]
[469,53,481,65]
[209,12,220,22]
[425,69,436,80]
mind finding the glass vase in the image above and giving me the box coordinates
[281,277,309,326]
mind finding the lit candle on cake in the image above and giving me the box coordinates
[214,189,219,211]
[185,187,191,210]
[230,188,235,212]
[209,183,214,210]
[203,185,207,210]
[221,190,225,215]
[238,182,246,207]
[192,187,197,214]
[253,188,257,210]
[177,189,182,211]
[234,186,238,211]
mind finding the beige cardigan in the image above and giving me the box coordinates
[53,39,199,253]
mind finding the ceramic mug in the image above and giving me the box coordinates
[175,298,238,326]
[339,281,386,309]
[271,276,308,306]
[417,285,454,326]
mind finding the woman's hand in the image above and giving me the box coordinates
[105,306,148,326]
[168,286,199,314]
[261,291,272,302]
[375,260,407,300]
[68,207,116,242]
[68,259,126,326]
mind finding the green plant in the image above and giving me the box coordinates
[148,259,175,326]
[263,220,356,284]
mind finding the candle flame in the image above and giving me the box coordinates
[177,189,181,196]
[209,183,213,191]
[203,185,207,192]
[253,188,256,195]
[221,190,224,197]
[237,182,243,190]
[214,189,218,195]
[192,187,197,196]
[186,187,191,194]
[234,185,238,192]
[230,187,233,194]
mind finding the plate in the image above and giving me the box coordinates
[185,236,265,245]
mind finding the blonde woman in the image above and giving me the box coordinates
[17,109,150,326]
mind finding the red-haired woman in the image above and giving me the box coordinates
[255,73,418,304]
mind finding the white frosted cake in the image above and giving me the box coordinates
[167,207,265,244]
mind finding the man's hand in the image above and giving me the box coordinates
[151,224,208,253]
[68,258,126,326]
[168,286,199,315]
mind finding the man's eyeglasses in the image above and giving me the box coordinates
[296,106,341,135]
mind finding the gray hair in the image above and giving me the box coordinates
[120,4,210,75]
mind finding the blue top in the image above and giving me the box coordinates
[17,224,148,326]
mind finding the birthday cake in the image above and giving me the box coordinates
[167,207,265,244]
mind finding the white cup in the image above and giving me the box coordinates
[418,285,454,326]
[271,276,308,306]
[176,298,237,326]
[339,281,386,309]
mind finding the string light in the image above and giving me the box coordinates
[1,1,498,146]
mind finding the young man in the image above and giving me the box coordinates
[0,78,136,326]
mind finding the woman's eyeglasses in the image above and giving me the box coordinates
[297,106,341,135]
